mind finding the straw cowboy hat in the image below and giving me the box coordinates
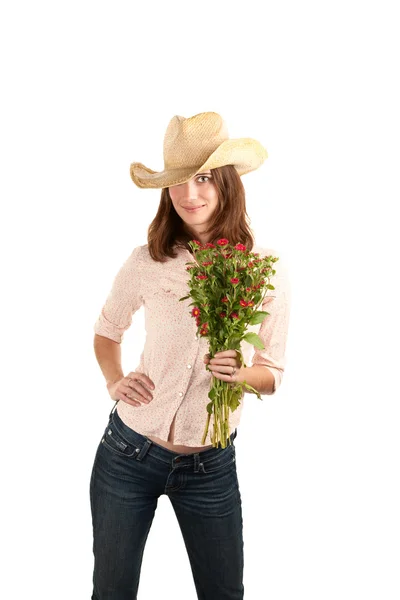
[130,111,268,189]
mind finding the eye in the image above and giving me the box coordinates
[197,175,211,183]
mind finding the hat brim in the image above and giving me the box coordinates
[130,138,268,189]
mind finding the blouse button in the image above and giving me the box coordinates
[179,392,183,397]
[187,364,192,369]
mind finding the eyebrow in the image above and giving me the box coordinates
[197,171,212,176]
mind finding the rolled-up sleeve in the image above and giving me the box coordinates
[93,246,143,343]
[250,250,291,394]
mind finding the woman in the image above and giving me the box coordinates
[90,112,291,599]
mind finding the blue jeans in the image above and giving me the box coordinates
[89,403,244,599]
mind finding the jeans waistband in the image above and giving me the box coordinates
[108,401,237,467]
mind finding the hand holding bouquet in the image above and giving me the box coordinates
[179,239,279,448]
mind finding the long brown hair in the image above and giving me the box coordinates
[147,165,255,262]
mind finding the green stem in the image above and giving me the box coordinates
[226,387,230,445]
[201,411,211,445]
[202,375,242,448]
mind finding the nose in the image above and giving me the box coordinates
[179,179,198,201]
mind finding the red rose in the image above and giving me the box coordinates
[230,278,239,284]
[217,238,229,246]
[239,299,248,307]
[234,244,246,252]
[191,307,201,317]
[196,274,208,280]
[230,312,239,319]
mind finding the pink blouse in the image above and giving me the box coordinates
[93,243,291,446]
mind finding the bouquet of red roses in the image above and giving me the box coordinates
[179,238,279,448]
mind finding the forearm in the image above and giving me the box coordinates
[238,364,276,395]
[93,334,124,386]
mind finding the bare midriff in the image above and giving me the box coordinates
[147,413,213,454]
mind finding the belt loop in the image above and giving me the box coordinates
[232,428,237,442]
[108,400,119,421]
[136,438,152,462]
[193,453,205,473]
[193,453,200,473]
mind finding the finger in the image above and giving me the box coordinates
[221,365,237,376]
[126,372,155,392]
[118,391,141,407]
[123,383,153,404]
[210,370,236,382]
[214,350,237,358]
[125,374,154,397]
[210,357,235,366]
[120,390,148,407]
[208,364,236,375]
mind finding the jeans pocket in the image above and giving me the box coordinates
[101,421,140,458]
[201,444,236,473]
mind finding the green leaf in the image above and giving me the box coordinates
[240,380,263,400]
[248,310,269,325]
[208,387,217,400]
[206,401,213,414]
[242,332,265,349]
[266,284,275,290]
[235,349,246,368]
[179,295,190,302]
[229,391,242,412]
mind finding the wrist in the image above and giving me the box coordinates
[236,366,246,384]
[106,375,123,388]
[236,364,275,395]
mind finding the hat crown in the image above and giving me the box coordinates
[163,112,229,170]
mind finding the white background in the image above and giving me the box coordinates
[1,1,399,598]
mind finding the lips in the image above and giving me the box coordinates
[184,205,205,212]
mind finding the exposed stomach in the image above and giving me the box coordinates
[147,435,213,454]
[147,413,213,454]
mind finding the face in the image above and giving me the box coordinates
[168,171,219,245]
